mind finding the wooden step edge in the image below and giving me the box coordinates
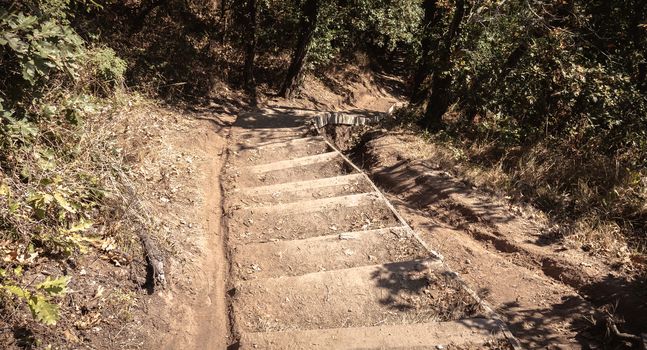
[238,192,381,214]
[234,136,326,151]
[238,226,408,245]
[235,258,444,289]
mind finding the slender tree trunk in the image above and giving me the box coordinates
[630,0,647,90]
[220,0,228,44]
[410,0,439,104]
[243,0,257,92]
[279,0,319,98]
[130,0,167,34]
[420,0,465,130]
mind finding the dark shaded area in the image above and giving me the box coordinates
[141,256,155,295]
[12,327,36,349]
[370,261,476,316]
[369,261,516,345]
[370,260,431,312]
[496,297,602,349]
[578,274,647,337]
[359,156,516,227]
[75,1,238,104]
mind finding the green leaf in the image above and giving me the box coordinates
[66,219,93,233]
[37,276,70,297]
[28,294,60,325]
[2,285,31,299]
[0,183,10,196]
[53,192,76,213]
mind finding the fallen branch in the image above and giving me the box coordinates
[604,315,644,349]
[138,231,166,286]
[112,171,167,290]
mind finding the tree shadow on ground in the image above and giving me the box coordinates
[367,158,516,226]
[369,261,513,344]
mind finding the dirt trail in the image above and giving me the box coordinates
[221,108,516,349]
[210,70,641,349]
[140,110,234,350]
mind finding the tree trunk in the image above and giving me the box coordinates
[219,0,228,44]
[410,0,439,104]
[243,0,257,92]
[130,0,167,34]
[420,0,465,131]
[279,0,319,98]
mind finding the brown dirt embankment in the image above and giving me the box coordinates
[346,129,646,348]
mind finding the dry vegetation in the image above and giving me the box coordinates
[365,116,647,274]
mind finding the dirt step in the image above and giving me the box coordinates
[231,174,372,205]
[234,136,326,151]
[227,156,353,188]
[229,201,399,244]
[239,318,508,350]
[230,138,330,166]
[232,129,310,144]
[238,192,382,215]
[232,227,431,279]
[231,260,484,333]
[240,151,340,174]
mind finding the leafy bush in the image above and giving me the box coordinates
[410,0,647,248]
[1,0,125,326]
[1,274,70,326]
[86,46,127,92]
[0,9,85,88]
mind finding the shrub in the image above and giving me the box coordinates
[86,46,127,93]
[1,0,125,326]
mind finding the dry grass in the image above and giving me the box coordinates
[370,113,646,272]
[0,90,219,348]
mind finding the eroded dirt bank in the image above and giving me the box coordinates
[337,129,646,348]
[106,101,235,349]
[149,113,233,349]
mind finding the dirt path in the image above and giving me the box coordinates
[139,110,234,350]
[221,108,517,349]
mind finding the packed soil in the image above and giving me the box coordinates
[221,106,511,349]
[138,104,232,349]
[98,100,235,349]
